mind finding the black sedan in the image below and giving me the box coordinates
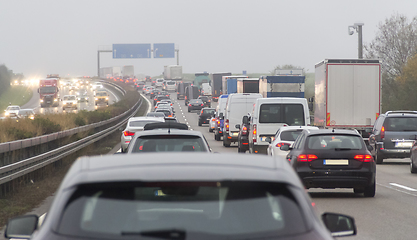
[282,129,376,197]
[5,153,357,240]
[188,99,204,112]
[198,108,215,126]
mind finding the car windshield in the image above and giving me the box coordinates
[384,117,417,131]
[132,135,206,152]
[199,97,208,101]
[259,104,305,126]
[307,134,363,150]
[280,130,303,141]
[190,99,202,104]
[96,92,108,96]
[64,96,76,100]
[57,181,307,239]
[203,109,215,115]
[167,81,175,85]
[18,110,33,115]
[6,106,20,111]
[129,120,161,127]
[39,86,57,94]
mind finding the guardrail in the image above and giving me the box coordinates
[0,83,142,193]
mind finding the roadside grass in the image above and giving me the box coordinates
[0,85,33,112]
[0,85,140,143]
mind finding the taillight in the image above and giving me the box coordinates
[252,124,257,143]
[226,119,229,131]
[201,104,204,106]
[123,131,135,137]
[154,98,157,101]
[168,115,172,117]
[297,154,318,162]
[381,126,385,139]
[354,155,373,162]
[276,142,291,148]
[189,104,192,106]
[242,126,247,134]
[200,110,203,115]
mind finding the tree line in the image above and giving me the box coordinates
[0,64,11,97]
[365,13,417,112]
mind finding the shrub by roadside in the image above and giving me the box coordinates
[0,84,140,143]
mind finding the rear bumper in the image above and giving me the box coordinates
[298,170,375,189]
[251,144,268,154]
[378,148,411,158]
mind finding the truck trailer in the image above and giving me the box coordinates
[211,72,231,102]
[222,75,248,94]
[258,75,305,98]
[236,78,260,94]
[164,65,183,80]
[314,59,381,137]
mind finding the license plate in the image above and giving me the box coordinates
[323,159,349,165]
[260,136,275,142]
[395,142,413,148]
[231,132,239,136]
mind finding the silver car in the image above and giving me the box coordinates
[120,117,165,152]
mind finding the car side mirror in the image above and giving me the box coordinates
[5,215,39,239]
[235,124,240,129]
[321,212,356,237]
[280,145,290,151]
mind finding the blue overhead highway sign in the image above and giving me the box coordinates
[153,43,175,58]
[113,44,151,58]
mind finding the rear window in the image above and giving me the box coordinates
[280,130,303,141]
[203,109,215,115]
[64,96,76,100]
[132,135,207,152]
[167,82,175,85]
[259,104,305,126]
[57,181,308,238]
[307,134,363,150]
[129,120,161,127]
[384,117,417,131]
[96,92,108,96]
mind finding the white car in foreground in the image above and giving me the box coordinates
[62,95,78,111]
[267,126,319,159]
[4,105,20,118]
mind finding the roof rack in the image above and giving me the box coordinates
[385,111,417,115]
[144,122,188,131]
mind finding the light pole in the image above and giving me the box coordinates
[348,22,364,59]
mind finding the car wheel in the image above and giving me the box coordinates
[411,158,417,173]
[198,121,202,126]
[223,139,231,147]
[375,150,384,164]
[363,181,376,197]
[238,144,245,153]
[214,133,219,141]
[188,109,190,112]
[209,128,213,133]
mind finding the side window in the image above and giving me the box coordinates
[293,133,304,150]
[374,116,384,133]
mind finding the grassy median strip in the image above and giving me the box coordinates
[0,85,33,112]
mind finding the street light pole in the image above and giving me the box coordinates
[348,22,364,59]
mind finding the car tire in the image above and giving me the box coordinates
[209,128,213,133]
[188,109,190,112]
[223,139,231,147]
[363,181,376,197]
[411,158,417,173]
[238,145,245,153]
[375,150,384,164]
[198,121,202,126]
[214,133,220,141]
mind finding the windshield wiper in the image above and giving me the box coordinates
[122,229,186,239]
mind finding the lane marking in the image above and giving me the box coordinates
[389,183,417,192]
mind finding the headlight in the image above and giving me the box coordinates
[54,98,58,102]
[95,98,98,100]
[40,99,44,103]
[106,97,109,100]
[5,112,9,116]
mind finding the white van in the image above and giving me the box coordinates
[155,78,164,87]
[223,93,262,147]
[165,80,176,91]
[248,97,310,154]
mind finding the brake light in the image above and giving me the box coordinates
[354,155,373,162]
[123,131,135,137]
[189,104,192,106]
[252,124,257,143]
[200,110,203,115]
[276,142,291,148]
[211,118,216,122]
[242,126,247,134]
[168,115,172,117]
[201,103,204,106]
[297,154,318,162]
[226,119,229,131]
[154,98,157,101]
[381,126,385,139]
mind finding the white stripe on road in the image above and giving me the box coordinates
[389,183,417,192]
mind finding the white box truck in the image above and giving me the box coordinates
[314,59,381,138]
[163,65,183,80]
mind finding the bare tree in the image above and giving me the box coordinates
[270,64,305,75]
[365,13,417,80]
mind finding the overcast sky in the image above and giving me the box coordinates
[1,0,417,78]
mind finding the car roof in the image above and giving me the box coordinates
[305,129,360,136]
[279,126,319,131]
[128,116,165,122]
[383,111,417,117]
[135,128,202,137]
[61,153,302,188]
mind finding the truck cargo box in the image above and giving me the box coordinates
[314,59,381,130]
